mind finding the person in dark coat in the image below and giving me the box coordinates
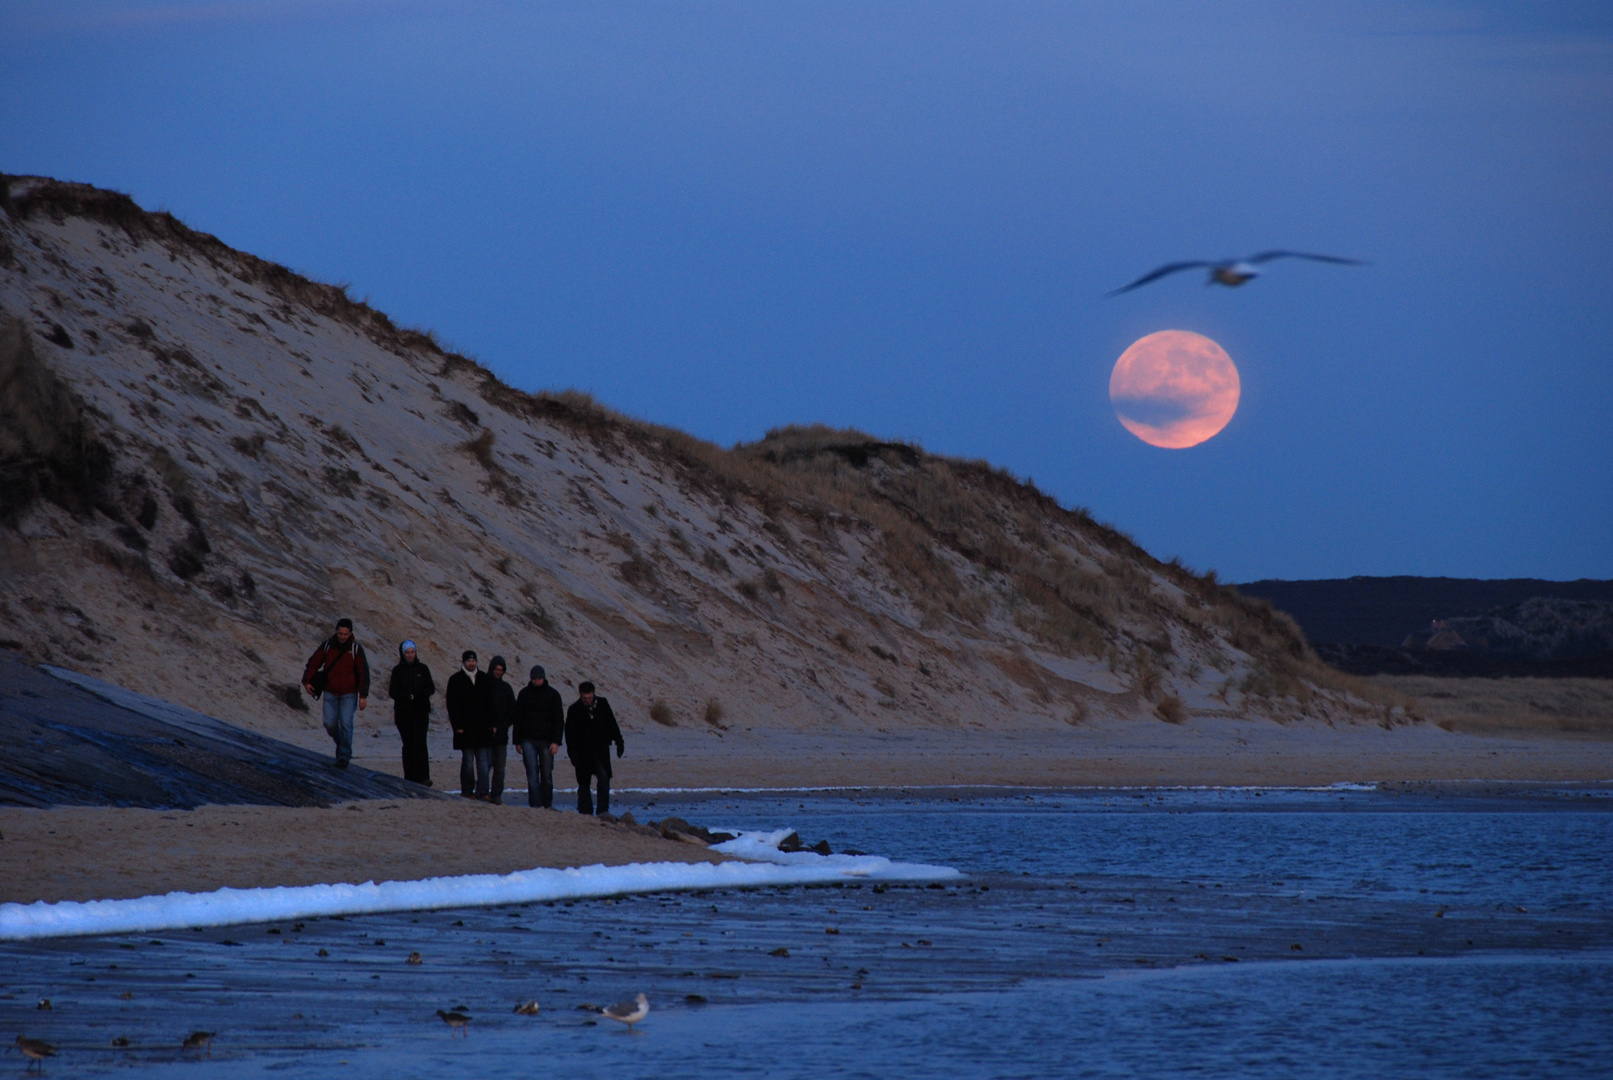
[480,655,517,805]
[445,650,489,799]
[387,640,436,786]
[513,665,565,809]
[564,681,624,815]
[301,617,371,769]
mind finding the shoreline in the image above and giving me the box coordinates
[0,799,725,906]
[6,776,1608,914]
[0,832,961,942]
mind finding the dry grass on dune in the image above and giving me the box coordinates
[1374,676,1613,739]
[0,316,114,525]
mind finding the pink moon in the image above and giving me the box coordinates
[1108,330,1240,449]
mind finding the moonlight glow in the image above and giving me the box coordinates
[1109,330,1240,449]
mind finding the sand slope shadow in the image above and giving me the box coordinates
[0,650,436,808]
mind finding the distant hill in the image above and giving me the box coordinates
[1235,577,1613,649]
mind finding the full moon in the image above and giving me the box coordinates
[1109,330,1240,449]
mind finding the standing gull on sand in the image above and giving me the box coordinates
[436,1008,471,1037]
[11,1035,57,1072]
[601,993,650,1030]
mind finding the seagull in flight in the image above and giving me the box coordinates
[1106,251,1365,297]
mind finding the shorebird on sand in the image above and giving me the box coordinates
[436,1008,471,1037]
[10,1036,58,1072]
[181,1031,214,1056]
[600,993,649,1031]
[1106,250,1365,297]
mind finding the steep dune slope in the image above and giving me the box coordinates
[0,176,1402,781]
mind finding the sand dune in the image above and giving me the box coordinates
[1,175,1604,818]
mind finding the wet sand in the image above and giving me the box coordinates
[0,799,725,905]
[351,715,1613,790]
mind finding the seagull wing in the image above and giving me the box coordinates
[604,998,638,1018]
[1246,250,1366,266]
[1105,261,1212,297]
[1103,261,1212,296]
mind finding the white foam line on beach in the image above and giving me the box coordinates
[0,831,961,942]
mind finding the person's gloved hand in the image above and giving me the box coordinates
[616,743,624,758]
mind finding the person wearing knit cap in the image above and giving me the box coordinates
[387,640,436,786]
[445,650,490,798]
[513,664,565,808]
[479,655,517,804]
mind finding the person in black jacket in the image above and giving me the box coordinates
[480,655,517,805]
[445,650,489,799]
[387,640,436,786]
[513,665,565,809]
[564,681,624,815]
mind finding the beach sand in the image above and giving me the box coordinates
[0,798,724,905]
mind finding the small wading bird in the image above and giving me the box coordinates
[10,1035,58,1072]
[436,1008,471,1037]
[181,1031,214,1056]
[1106,251,1365,297]
[601,993,650,1031]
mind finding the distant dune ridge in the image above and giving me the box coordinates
[0,174,1413,772]
[1236,577,1613,651]
[1238,578,1613,679]
[1445,598,1613,660]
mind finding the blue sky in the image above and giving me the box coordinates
[4,1,1610,581]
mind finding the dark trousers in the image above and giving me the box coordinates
[460,747,491,797]
[395,716,431,785]
[575,762,611,815]
[520,741,554,808]
[489,739,508,804]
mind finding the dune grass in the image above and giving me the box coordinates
[1374,676,1613,739]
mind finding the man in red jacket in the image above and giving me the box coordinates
[302,617,370,768]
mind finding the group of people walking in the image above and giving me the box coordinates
[302,619,626,815]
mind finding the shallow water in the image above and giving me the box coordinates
[3,787,1610,1077]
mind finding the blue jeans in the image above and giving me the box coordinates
[460,747,491,797]
[322,693,358,765]
[520,741,554,808]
